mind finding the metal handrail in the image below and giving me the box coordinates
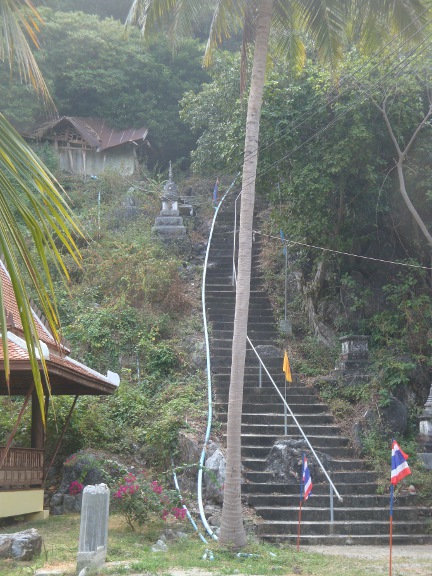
[231,199,343,513]
[246,336,343,512]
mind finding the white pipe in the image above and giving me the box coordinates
[198,173,241,540]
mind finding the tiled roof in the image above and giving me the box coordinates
[0,261,119,395]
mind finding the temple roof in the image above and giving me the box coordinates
[0,261,119,396]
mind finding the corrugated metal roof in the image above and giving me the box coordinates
[28,117,148,151]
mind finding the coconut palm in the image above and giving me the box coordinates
[0,0,83,421]
[127,0,429,547]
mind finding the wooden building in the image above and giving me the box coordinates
[27,117,148,176]
[0,261,120,519]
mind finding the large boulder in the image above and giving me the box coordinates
[0,529,42,560]
[204,448,226,504]
[264,439,333,484]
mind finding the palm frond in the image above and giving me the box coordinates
[204,0,246,66]
[0,114,84,420]
[0,0,55,113]
[349,0,429,51]
[296,0,347,67]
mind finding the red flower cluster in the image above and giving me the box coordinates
[113,483,139,499]
[69,480,84,495]
[151,480,163,494]
[172,507,187,520]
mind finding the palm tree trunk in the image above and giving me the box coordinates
[219,0,273,549]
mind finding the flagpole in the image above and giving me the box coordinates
[389,484,394,576]
[297,452,304,552]
[297,500,303,552]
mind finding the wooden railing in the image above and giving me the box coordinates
[0,447,44,488]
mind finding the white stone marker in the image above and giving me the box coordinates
[76,484,110,574]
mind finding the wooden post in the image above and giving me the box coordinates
[31,389,45,450]
[0,384,34,469]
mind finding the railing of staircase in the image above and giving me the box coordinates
[230,195,342,517]
[232,191,242,286]
[199,172,241,540]
[247,335,343,519]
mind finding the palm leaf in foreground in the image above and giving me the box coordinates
[0,113,83,423]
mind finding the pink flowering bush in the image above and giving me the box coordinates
[112,472,184,530]
[69,480,84,496]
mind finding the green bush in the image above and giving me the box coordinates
[111,472,184,530]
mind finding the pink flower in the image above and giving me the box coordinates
[69,481,84,496]
[172,507,186,520]
[151,481,163,494]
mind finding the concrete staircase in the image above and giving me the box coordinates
[205,195,432,545]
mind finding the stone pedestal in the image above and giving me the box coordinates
[417,384,432,469]
[334,335,369,385]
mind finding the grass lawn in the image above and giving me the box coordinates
[0,514,429,576]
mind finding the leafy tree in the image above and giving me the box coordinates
[0,9,211,168]
[128,0,430,548]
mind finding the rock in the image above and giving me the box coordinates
[0,528,42,560]
[34,570,66,576]
[204,449,226,504]
[151,539,168,552]
[254,345,282,358]
[264,439,332,484]
[381,396,409,435]
[206,441,220,459]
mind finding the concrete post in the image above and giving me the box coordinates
[76,484,110,574]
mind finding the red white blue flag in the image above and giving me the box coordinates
[391,440,411,486]
[302,455,313,501]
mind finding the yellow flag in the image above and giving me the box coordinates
[283,350,292,383]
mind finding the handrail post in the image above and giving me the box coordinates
[259,362,262,388]
[330,484,335,525]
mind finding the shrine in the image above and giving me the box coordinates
[0,261,119,520]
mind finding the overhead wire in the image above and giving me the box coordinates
[249,31,432,185]
[255,230,432,270]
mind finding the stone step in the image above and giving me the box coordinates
[238,434,350,448]
[217,413,335,425]
[258,532,432,545]
[236,403,330,414]
[257,520,429,537]
[241,456,366,473]
[226,423,343,436]
[242,481,378,496]
[255,506,429,522]
[246,493,401,507]
[240,446,364,468]
[215,390,320,402]
[243,469,377,484]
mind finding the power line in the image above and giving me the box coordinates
[255,230,432,270]
[249,32,432,185]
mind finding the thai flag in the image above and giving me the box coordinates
[302,455,313,501]
[391,440,411,485]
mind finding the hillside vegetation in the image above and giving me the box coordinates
[1,4,432,489]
